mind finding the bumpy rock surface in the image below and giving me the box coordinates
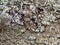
[0,0,60,45]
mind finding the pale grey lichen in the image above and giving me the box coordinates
[1,0,8,5]
[42,14,56,25]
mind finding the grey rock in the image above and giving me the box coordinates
[28,35,36,41]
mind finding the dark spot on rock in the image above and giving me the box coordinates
[15,10,18,13]
[21,14,25,17]
[50,8,54,11]
[36,7,43,14]
[31,18,35,22]
[0,29,2,33]
[56,10,60,12]
[35,22,38,26]
[57,37,60,39]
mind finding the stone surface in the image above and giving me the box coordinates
[0,0,60,45]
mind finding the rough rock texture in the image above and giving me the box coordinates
[0,0,60,45]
